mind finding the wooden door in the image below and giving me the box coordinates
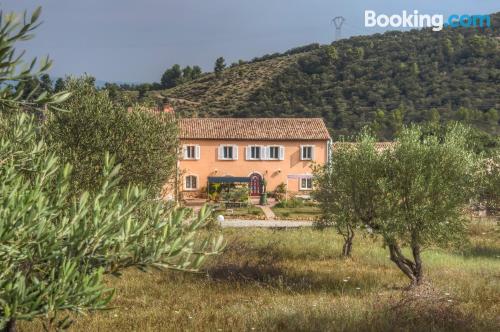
[249,173,262,196]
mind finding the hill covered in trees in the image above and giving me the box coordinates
[114,13,500,143]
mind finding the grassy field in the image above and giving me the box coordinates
[20,220,499,331]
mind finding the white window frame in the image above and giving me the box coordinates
[267,145,284,160]
[250,145,261,160]
[219,144,238,160]
[185,175,198,191]
[299,177,313,190]
[183,144,200,160]
[300,145,315,161]
[246,145,266,160]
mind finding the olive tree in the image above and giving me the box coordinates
[0,8,223,331]
[45,77,179,195]
[476,151,500,214]
[0,7,70,114]
[315,125,476,286]
[0,113,224,332]
[313,134,385,257]
[378,124,476,286]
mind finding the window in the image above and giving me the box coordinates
[269,146,279,160]
[250,146,261,159]
[219,145,238,160]
[300,177,313,190]
[224,146,233,159]
[183,145,200,160]
[185,175,198,190]
[246,145,265,160]
[186,146,195,159]
[266,145,284,160]
[301,145,314,160]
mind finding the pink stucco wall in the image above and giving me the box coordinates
[179,139,329,196]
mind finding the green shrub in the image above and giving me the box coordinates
[275,198,305,208]
[220,186,250,203]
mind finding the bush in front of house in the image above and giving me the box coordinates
[272,182,287,201]
[220,185,250,204]
[275,197,305,208]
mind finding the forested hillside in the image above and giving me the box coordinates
[149,14,499,140]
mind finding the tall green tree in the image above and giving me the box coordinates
[214,57,226,78]
[161,64,182,88]
[45,77,179,195]
[316,125,477,286]
[378,124,476,286]
[476,149,500,213]
[54,77,65,92]
[313,135,385,257]
[191,65,203,79]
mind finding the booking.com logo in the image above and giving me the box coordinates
[365,10,491,32]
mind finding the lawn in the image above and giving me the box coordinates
[20,220,499,331]
[272,206,321,220]
[215,205,265,219]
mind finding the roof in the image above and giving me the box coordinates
[180,118,331,140]
[332,141,395,152]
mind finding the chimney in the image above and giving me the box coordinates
[163,104,175,114]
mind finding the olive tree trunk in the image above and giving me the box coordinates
[340,224,355,257]
[388,237,423,287]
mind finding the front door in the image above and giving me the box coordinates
[249,173,262,196]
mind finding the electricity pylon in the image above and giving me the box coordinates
[332,16,346,41]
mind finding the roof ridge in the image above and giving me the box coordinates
[180,117,331,140]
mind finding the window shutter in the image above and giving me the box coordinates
[218,145,223,160]
[232,145,238,160]
[261,145,267,160]
[279,146,285,160]
[195,145,200,160]
[245,146,250,160]
[182,145,187,159]
[300,145,304,160]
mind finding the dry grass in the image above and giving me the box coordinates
[19,220,499,331]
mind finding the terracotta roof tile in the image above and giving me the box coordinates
[180,118,331,140]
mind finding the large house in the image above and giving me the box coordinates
[178,118,332,199]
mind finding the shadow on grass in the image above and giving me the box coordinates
[253,285,492,332]
[456,244,500,259]
[205,239,383,295]
[254,305,483,332]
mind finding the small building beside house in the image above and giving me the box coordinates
[178,117,331,200]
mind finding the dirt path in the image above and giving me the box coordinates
[220,219,313,228]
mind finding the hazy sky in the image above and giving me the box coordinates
[2,1,498,82]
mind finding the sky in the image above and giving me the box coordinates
[2,0,498,83]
